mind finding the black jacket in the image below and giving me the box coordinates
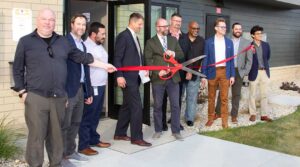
[13,30,94,97]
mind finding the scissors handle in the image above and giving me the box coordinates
[159,53,182,80]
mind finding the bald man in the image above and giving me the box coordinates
[13,8,116,167]
[179,21,205,126]
[145,18,184,140]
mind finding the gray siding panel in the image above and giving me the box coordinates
[150,0,300,67]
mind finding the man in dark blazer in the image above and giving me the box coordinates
[62,14,93,166]
[248,25,272,122]
[201,18,235,129]
[113,13,151,147]
[145,18,184,140]
[215,22,253,124]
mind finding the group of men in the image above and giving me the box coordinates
[12,8,272,167]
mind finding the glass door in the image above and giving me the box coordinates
[107,0,151,125]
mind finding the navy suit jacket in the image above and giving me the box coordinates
[66,33,93,98]
[202,36,235,79]
[248,41,271,81]
[114,28,144,86]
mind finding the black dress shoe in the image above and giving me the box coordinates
[186,121,194,126]
[131,140,152,147]
[162,124,168,131]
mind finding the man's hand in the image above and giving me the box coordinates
[21,93,27,103]
[19,89,27,103]
[230,77,235,86]
[186,72,192,80]
[117,77,126,88]
[201,78,207,88]
[65,100,68,108]
[158,70,170,77]
[85,96,93,105]
[105,63,117,73]
[165,50,175,57]
[144,70,149,77]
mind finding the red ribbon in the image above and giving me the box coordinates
[117,45,254,71]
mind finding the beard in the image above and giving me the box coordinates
[233,32,242,38]
[96,39,104,45]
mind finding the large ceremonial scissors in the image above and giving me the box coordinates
[160,53,207,80]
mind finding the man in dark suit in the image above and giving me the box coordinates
[145,18,184,140]
[62,14,93,166]
[201,18,235,129]
[113,13,151,147]
[248,25,272,122]
[215,22,253,124]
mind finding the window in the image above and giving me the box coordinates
[150,3,179,37]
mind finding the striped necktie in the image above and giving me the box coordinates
[162,36,167,52]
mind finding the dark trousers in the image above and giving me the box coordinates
[78,86,105,151]
[114,84,143,141]
[25,92,66,167]
[153,80,181,133]
[216,68,243,117]
[162,81,184,125]
[62,86,84,156]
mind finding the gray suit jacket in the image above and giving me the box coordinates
[235,37,253,78]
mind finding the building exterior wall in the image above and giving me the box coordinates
[152,0,300,67]
[0,0,63,127]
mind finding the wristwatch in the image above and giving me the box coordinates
[19,90,27,98]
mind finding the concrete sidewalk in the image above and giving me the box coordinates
[71,134,300,167]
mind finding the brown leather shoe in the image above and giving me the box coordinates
[249,115,256,122]
[131,140,152,147]
[78,147,98,156]
[214,114,221,120]
[94,141,111,148]
[231,116,238,124]
[261,116,273,122]
[114,135,131,141]
[205,120,214,127]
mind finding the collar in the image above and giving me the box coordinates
[127,27,136,37]
[70,32,83,43]
[85,37,97,47]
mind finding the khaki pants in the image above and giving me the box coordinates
[25,92,66,167]
[249,70,270,116]
[208,67,230,126]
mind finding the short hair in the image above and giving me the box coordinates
[232,22,241,29]
[71,13,87,24]
[214,18,226,27]
[88,22,105,36]
[250,25,264,35]
[129,13,144,22]
[171,13,182,19]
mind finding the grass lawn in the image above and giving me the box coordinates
[201,107,300,157]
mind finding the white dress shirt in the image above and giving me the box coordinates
[214,35,226,67]
[232,37,240,68]
[84,37,108,86]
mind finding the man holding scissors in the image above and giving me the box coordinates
[145,18,184,140]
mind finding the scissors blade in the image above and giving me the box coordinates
[182,66,207,78]
[181,55,206,66]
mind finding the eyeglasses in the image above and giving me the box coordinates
[191,27,200,30]
[47,46,53,58]
[254,32,264,35]
[157,25,169,28]
[217,26,227,29]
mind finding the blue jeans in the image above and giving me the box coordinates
[78,86,105,151]
[185,77,200,122]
